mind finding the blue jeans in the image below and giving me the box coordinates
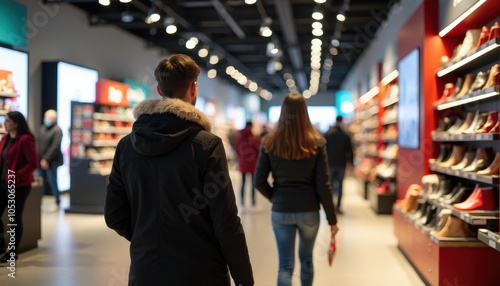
[272,211,320,286]
[39,167,60,205]
[240,172,255,205]
[330,167,346,209]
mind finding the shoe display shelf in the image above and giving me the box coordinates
[0,91,18,134]
[66,101,133,214]
[432,17,500,256]
[354,94,380,200]
[370,77,399,214]
[393,204,500,286]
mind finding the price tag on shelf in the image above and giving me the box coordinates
[474,219,486,225]
[460,213,465,220]
[470,174,477,180]
[475,134,483,140]
[458,135,464,140]
[489,240,496,248]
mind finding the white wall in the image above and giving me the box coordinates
[15,0,249,127]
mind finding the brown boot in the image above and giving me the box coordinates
[435,216,472,238]
[454,74,476,99]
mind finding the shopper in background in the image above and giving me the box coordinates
[323,115,354,214]
[104,54,253,286]
[254,93,339,286]
[0,111,38,265]
[234,121,261,211]
[37,109,63,210]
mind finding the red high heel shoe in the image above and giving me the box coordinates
[437,83,455,103]
[488,22,499,42]
[475,26,490,49]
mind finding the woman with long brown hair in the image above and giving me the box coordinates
[254,92,338,286]
[0,111,38,265]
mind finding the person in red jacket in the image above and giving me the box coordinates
[0,111,38,265]
[234,122,261,210]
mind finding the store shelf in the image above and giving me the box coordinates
[381,118,397,125]
[376,173,396,180]
[434,86,499,110]
[93,126,131,134]
[429,165,499,185]
[378,153,398,160]
[437,38,500,77]
[92,140,120,147]
[365,151,378,157]
[380,136,397,142]
[360,106,379,120]
[452,209,498,226]
[89,153,115,161]
[381,97,398,107]
[93,112,134,122]
[431,133,499,141]
[0,91,19,97]
[478,229,500,252]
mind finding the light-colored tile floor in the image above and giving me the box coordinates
[0,172,424,286]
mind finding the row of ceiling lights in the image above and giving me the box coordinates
[98,0,273,100]
[99,0,348,99]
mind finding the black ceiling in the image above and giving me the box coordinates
[44,0,398,97]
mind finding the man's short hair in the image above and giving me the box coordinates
[245,121,253,128]
[154,54,201,99]
[336,115,343,123]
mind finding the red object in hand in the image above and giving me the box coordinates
[328,238,336,266]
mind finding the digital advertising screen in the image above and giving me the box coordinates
[0,45,28,117]
[397,48,420,149]
[44,62,99,191]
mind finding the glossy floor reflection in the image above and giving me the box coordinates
[0,172,424,286]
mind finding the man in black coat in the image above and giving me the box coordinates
[37,109,63,208]
[323,115,354,214]
[105,54,254,286]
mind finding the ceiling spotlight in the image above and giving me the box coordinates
[245,0,257,4]
[121,11,134,23]
[312,21,322,29]
[207,69,217,79]
[259,17,273,37]
[119,0,132,3]
[164,17,177,34]
[331,39,340,47]
[330,47,339,55]
[185,37,199,49]
[209,54,220,65]
[145,6,160,24]
[312,28,323,36]
[99,0,110,6]
[314,0,326,3]
[312,7,323,20]
[226,66,235,75]
[266,39,282,57]
[337,13,346,22]
[166,24,177,34]
[198,47,209,58]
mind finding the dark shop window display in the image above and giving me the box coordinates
[398,48,420,149]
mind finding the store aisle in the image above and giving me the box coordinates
[0,172,424,286]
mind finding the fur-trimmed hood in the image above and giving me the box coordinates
[130,98,212,156]
[133,98,211,131]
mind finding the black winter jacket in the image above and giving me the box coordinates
[37,124,63,168]
[105,98,253,286]
[254,142,337,225]
[323,126,353,168]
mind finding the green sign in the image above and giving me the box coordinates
[0,0,27,48]
[123,79,150,107]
